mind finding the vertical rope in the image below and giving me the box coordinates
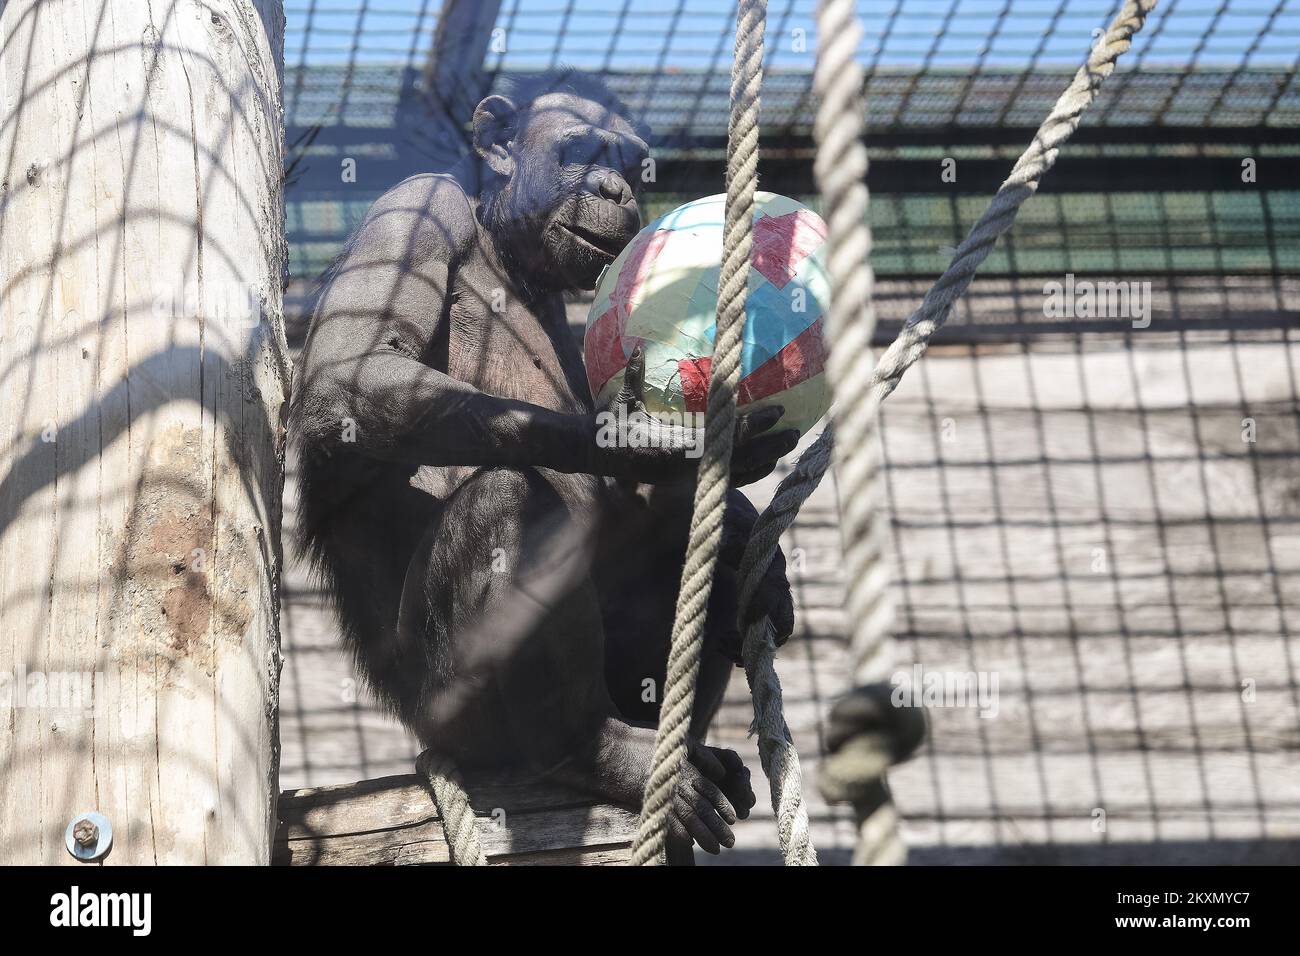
[815,0,1158,866]
[631,0,768,865]
[811,0,905,865]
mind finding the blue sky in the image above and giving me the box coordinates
[284,0,1300,71]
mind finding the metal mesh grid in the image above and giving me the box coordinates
[871,278,1300,861]
[275,0,1300,864]
[283,1,1300,129]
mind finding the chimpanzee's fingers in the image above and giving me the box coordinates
[688,742,727,782]
[718,491,760,566]
[615,345,648,410]
[740,554,796,644]
[768,585,795,644]
[667,817,695,855]
[732,767,755,819]
[734,404,784,445]
[692,776,738,829]
[712,745,747,780]
[678,804,724,854]
[690,794,736,851]
[732,428,799,476]
[731,463,776,488]
[701,804,736,850]
[712,750,756,818]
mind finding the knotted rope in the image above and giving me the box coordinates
[812,0,907,864]
[630,0,768,864]
[815,0,1159,864]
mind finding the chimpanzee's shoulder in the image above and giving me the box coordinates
[362,173,478,259]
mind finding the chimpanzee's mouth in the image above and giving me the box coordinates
[555,220,628,258]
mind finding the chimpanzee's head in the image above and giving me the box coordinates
[473,70,650,293]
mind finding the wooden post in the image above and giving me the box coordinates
[0,0,289,864]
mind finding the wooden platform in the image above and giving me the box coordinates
[275,773,639,866]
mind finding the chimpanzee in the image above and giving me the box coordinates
[291,70,799,857]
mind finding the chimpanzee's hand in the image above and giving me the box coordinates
[589,347,798,485]
[710,491,796,663]
[666,741,756,854]
[731,403,800,487]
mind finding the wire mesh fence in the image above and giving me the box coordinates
[275,0,1300,863]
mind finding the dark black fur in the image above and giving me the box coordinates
[291,71,797,857]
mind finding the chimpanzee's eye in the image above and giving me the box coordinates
[562,134,605,168]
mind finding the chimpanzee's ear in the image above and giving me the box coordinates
[472,95,517,177]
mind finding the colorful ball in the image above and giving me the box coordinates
[584,191,832,438]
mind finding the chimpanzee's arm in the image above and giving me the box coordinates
[294,176,597,473]
[294,175,796,481]
[298,328,595,472]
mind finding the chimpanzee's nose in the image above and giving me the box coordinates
[600,172,630,204]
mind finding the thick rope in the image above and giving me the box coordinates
[811,0,905,865]
[631,0,767,864]
[735,426,834,866]
[417,750,488,866]
[814,0,1158,865]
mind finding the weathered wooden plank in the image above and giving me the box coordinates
[0,0,288,864]
[274,773,640,866]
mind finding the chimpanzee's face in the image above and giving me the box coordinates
[530,94,648,289]
[482,92,649,291]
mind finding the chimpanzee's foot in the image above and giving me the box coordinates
[574,719,755,857]
[689,741,756,823]
[659,740,757,855]
[666,832,697,865]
